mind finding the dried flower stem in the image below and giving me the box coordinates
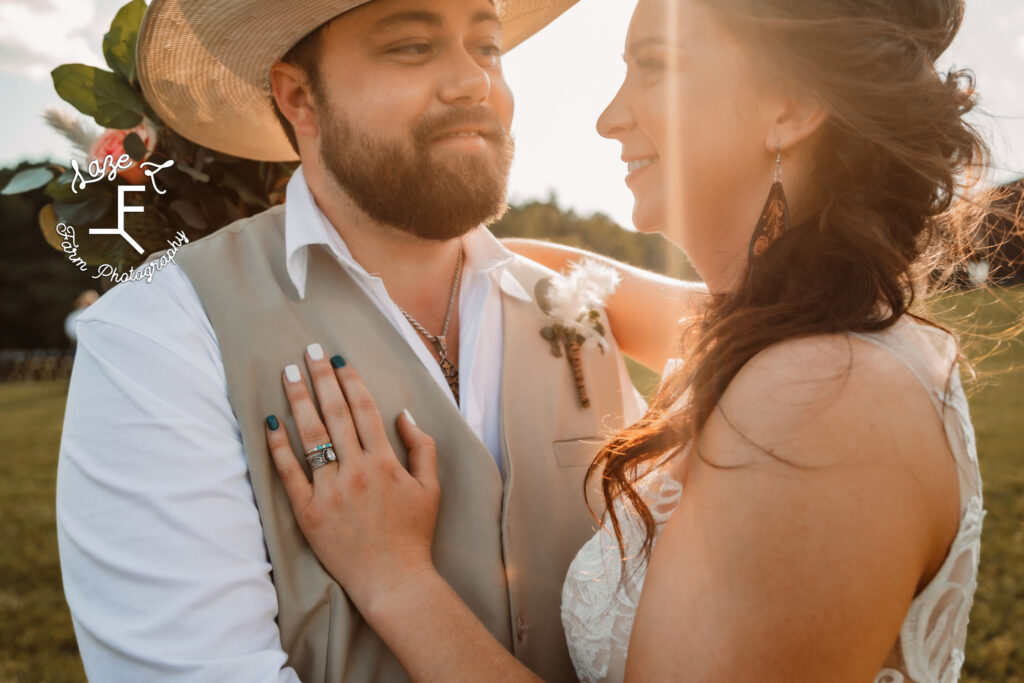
[564,339,590,407]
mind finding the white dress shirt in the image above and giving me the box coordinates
[55,168,532,682]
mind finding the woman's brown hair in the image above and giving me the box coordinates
[588,0,1015,574]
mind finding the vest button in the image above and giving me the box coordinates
[516,615,527,642]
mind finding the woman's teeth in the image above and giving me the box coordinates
[627,157,658,173]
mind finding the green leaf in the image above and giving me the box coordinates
[55,195,114,225]
[102,0,146,81]
[170,199,208,231]
[1,167,55,195]
[540,326,556,341]
[52,64,144,129]
[47,169,110,203]
[123,132,147,161]
[221,172,270,208]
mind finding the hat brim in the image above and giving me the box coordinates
[136,0,578,161]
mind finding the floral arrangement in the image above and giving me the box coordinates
[0,0,297,271]
[536,259,621,407]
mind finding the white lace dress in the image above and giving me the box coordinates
[561,318,986,683]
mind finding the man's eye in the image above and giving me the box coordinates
[391,43,432,56]
[478,43,501,57]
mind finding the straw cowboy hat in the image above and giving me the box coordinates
[136,0,577,162]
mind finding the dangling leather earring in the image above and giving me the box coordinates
[748,142,790,260]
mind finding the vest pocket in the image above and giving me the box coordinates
[553,437,605,468]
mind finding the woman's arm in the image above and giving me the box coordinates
[503,238,708,372]
[265,349,542,683]
[363,568,542,683]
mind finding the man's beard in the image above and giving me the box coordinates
[317,100,514,242]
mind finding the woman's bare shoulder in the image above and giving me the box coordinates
[631,330,959,682]
[696,330,952,471]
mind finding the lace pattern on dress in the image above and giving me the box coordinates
[560,319,985,683]
[872,357,986,683]
[560,461,683,683]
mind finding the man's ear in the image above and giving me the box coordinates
[270,62,319,139]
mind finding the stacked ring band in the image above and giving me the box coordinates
[304,442,336,471]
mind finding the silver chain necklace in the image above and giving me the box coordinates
[399,241,464,404]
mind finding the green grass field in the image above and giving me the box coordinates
[1,286,1021,682]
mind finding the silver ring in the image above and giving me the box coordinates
[306,449,337,471]
[304,442,333,456]
[305,444,337,472]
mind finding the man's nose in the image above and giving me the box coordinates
[438,48,491,105]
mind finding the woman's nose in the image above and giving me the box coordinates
[596,83,635,140]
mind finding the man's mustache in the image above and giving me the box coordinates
[413,107,509,146]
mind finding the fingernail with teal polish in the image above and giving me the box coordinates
[266,415,279,431]
[330,354,346,369]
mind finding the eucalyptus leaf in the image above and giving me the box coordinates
[221,172,270,208]
[1,167,55,195]
[55,195,114,225]
[52,64,144,129]
[123,132,147,161]
[40,204,114,263]
[39,204,65,254]
[170,199,208,231]
[45,169,106,203]
[142,101,165,127]
[220,195,244,225]
[102,0,146,81]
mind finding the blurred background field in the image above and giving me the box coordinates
[0,285,1021,682]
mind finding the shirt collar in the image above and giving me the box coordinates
[283,166,531,302]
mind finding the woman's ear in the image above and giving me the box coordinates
[269,61,319,140]
[766,94,829,152]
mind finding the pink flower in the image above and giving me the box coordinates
[88,120,157,185]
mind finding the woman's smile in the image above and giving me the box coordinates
[625,155,660,185]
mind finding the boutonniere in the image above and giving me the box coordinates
[535,259,621,408]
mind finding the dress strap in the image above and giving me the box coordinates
[849,318,981,504]
[848,318,957,419]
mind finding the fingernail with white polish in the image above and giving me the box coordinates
[307,343,324,361]
[285,364,302,383]
[402,409,417,426]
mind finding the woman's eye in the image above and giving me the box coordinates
[478,43,501,57]
[636,58,665,72]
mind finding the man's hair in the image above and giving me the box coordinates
[271,25,327,155]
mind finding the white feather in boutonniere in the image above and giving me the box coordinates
[535,259,622,408]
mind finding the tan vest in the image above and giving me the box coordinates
[148,205,642,682]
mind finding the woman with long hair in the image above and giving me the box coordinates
[264,0,998,679]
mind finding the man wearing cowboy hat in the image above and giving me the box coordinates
[56,0,645,681]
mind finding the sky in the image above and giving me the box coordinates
[0,0,1022,231]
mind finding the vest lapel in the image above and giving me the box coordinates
[303,243,501,489]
